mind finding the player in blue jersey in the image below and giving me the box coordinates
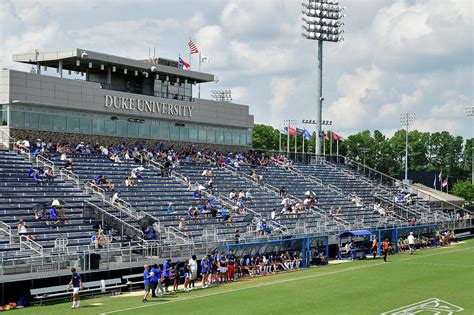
[67,268,82,309]
[201,256,210,288]
[143,265,152,302]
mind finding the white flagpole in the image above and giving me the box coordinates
[189,38,192,69]
[329,131,333,157]
[336,139,339,158]
[323,132,326,157]
[294,132,297,154]
[279,129,282,153]
[287,122,290,154]
[198,52,202,99]
[302,135,305,155]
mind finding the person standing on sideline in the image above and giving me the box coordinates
[67,268,82,309]
[143,265,152,302]
[149,264,159,298]
[188,255,198,289]
[372,237,378,259]
[227,249,236,281]
[407,232,415,255]
[163,259,171,293]
[382,239,390,263]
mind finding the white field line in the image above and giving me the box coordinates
[101,246,474,315]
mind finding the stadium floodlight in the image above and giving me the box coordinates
[466,106,474,184]
[301,0,345,156]
[400,113,416,182]
[211,90,232,102]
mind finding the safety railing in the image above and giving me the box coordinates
[19,235,44,256]
[0,129,16,150]
[14,144,31,162]
[334,155,470,216]
[0,221,12,244]
[84,201,144,242]
[36,155,55,175]
[85,182,106,199]
[166,226,191,244]
[60,168,80,188]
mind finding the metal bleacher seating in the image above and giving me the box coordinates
[0,150,100,260]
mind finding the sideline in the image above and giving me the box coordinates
[101,245,473,314]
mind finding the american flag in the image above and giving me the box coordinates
[188,39,199,54]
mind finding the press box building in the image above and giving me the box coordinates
[0,49,254,148]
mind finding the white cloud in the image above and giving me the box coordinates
[269,77,298,123]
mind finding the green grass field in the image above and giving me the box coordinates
[16,240,474,315]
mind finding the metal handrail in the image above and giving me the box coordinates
[14,144,31,162]
[84,200,144,240]
[335,155,469,215]
[166,226,190,243]
[85,181,106,198]
[19,235,44,256]
[36,155,55,175]
[59,168,80,188]
[0,129,16,150]
[0,221,12,244]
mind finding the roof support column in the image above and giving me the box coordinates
[107,66,112,86]
[58,60,63,78]
[36,62,41,75]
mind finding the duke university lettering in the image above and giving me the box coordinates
[104,95,193,117]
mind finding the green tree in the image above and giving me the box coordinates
[251,124,279,151]
[452,180,474,203]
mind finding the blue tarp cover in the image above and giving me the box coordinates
[339,230,373,239]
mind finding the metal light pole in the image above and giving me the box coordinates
[400,113,416,182]
[467,106,474,184]
[302,0,344,156]
[302,119,332,156]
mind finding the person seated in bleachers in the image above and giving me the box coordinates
[125,176,136,187]
[48,207,60,225]
[193,190,201,203]
[99,176,116,191]
[167,202,175,215]
[57,206,69,224]
[229,190,237,202]
[238,190,245,200]
[245,190,254,202]
[64,158,74,171]
[179,218,188,235]
[18,218,35,241]
[147,224,157,240]
[34,208,44,221]
[250,169,258,181]
[336,207,344,219]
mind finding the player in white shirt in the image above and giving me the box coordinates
[188,255,198,289]
[407,232,415,255]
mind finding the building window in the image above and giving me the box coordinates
[207,129,216,143]
[38,113,52,130]
[10,111,25,128]
[179,127,189,141]
[198,129,206,142]
[80,117,93,134]
[216,130,224,144]
[224,131,232,145]
[104,120,116,135]
[93,118,105,134]
[160,122,169,139]
[116,120,128,137]
[25,112,39,129]
[151,122,160,138]
[189,128,198,141]
[53,114,67,132]
[139,123,151,138]
[170,125,180,140]
[67,116,80,132]
[128,122,138,137]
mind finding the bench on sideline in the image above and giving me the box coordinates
[30,278,127,305]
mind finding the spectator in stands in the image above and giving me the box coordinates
[111,191,121,205]
[179,218,188,235]
[57,206,69,224]
[17,218,35,241]
[143,265,152,302]
[279,186,286,198]
[271,208,277,220]
[96,228,106,248]
[64,159,74,171]
[235,229,241,244]
[336,207,344,219]
[167,202,175,215]
[125,176,136,187]
[48,207,60,225]
[34,208,44,221]
[147,224,157,240]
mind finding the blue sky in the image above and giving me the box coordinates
[1,0,472,138]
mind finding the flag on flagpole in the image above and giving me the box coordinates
[433,174,437,189]
[178,57,190,69]
[279,128,287,135]
[332,132,342,141]
[201,55,210,63]
[441,178,448,188]
[324,132,329,141]
[438,170,442,183]
[302,129,312,139]
[188,39,199,54]
[288,127,298,135]
[296,128,305,135]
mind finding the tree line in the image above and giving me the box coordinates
[252,124,473,202]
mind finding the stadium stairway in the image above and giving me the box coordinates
[0,149,105,260]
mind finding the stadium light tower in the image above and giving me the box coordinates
[211,90,232,102]
[301,0,345,156]
[466,105,474,184]
[400,113,416,182]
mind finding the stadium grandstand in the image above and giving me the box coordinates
[0,48,471,309]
